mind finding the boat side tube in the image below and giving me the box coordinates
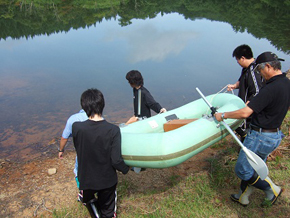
[121,93,245,168]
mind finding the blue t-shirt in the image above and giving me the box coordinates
[62,109,88,139]
[62,109,88,179]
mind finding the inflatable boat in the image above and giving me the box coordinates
[120,93,245,168]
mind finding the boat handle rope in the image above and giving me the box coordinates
[204,84,234,115]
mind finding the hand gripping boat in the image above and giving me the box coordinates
[120,93,245,168]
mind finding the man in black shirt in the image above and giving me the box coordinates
[73,89,129,218]
[126,70,166,119]
[228,45,264,142]
[215,52,289,207]
[125,70,167,172]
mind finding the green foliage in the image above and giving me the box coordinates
[117,177,136,197]
[50,201,88,218]
[0,0,289,53]
[168,174,181,186]
[207,149,238,188]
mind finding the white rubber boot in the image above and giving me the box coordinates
[231,185,254,206]
[262,177,282,207]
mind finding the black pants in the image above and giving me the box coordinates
[83,184,117,218]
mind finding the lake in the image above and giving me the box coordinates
[0,0,289,162]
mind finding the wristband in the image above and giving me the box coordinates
[58,149,64,152]
[221,112,226,120]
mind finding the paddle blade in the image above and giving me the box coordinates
[246,149,269,180]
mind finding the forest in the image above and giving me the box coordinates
[1,0,289,53]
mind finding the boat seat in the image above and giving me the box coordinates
[163,119,197,132]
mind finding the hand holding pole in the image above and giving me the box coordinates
[196,87,268,180]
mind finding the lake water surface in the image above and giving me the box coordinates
[0,5,289,162]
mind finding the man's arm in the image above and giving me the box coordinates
[111,129,129,174]
[227,81,239,91]
[215,106,254,122]
[144,90,163,114]
[126,116,138,125]
[58,137,68,159]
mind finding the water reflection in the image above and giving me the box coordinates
[0,10,289,162]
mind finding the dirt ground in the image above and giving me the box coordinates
[0,142,221,218]
[0,123,289,218]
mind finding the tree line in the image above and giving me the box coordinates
[0,0,289,53]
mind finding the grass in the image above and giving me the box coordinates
[50,202,87,218]
[51,112,290,218]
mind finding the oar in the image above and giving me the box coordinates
[196,87,269,180]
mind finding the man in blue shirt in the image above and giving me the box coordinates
[58,109,88,188]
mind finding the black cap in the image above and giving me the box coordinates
[255,52,285,65]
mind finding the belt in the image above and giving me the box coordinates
[250,125,280,133]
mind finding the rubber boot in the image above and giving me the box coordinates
[262,177,283,207]
[85,198,100,218]
[230,180,253,206]
[248,172,282,207]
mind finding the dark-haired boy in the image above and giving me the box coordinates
[72,88,129,218]
[125,70,167,172]
[228,44,264,142]
[126,70,166,119]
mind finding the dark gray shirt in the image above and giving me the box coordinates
[133,86,162,118]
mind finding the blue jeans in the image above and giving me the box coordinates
[235,129,282,181]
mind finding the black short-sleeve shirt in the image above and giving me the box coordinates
[248,73,290,129]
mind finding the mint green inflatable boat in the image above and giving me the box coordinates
[120,93,245,168]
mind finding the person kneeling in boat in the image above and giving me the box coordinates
[72,88,129,218]
[215,52,289,207]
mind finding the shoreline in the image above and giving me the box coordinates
[0,111,131,163]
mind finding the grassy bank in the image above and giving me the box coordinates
[51,111,290,218]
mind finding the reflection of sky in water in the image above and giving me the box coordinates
[0,13,289,158]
